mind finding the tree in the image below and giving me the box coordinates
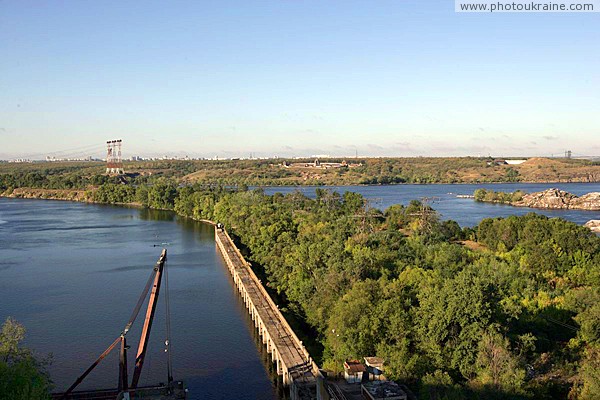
[577,345,600,400]
[419,370,464,400]
[0,318,51,400]
[0,318,25,363]
[417,268,493,379]
[473,331,525,394]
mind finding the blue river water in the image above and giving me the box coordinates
[261,183,600,226]
[0,183,598,399]
[0,198,278,400]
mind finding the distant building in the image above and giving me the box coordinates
[344,360,366,384]
[505,159,527,165]
[361,381,407,400]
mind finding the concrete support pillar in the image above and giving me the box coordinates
[266,335,271,353]
[276,356,282,375]
[283,368,289,386]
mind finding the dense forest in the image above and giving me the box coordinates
[173,186,599,400]
[1,172,599,399]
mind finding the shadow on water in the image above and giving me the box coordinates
[221,256,288,400]
[138,207,177,222]
[176,217,216,242]
[137,206,215,243]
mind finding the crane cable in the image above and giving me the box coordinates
[164,257,174,385]
[122,267,158,335]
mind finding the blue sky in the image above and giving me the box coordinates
[1,0,598,159]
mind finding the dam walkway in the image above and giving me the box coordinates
[215,227,327,400]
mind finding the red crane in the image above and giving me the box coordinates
[57,249,182,399]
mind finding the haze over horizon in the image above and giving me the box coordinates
[1,1,598,159]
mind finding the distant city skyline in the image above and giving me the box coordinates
[1,1,598,159]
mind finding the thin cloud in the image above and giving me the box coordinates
[367,144,385,151]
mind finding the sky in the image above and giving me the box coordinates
[0,0,598,159]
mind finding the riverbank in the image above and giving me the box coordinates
[3,187,93,202]
[5,183,600,229]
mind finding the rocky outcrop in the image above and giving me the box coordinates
[585,220,600,233]
[512,188,600,210]
[2,187,92,202]
[574,192,600,210]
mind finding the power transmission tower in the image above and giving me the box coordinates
[106,139,124,175]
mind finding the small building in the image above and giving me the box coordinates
[364,357,385,380]
[505,159,528,165]
[344,360,366,384]
[361,381,407,400]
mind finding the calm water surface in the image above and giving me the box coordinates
[262,183,600,226]
[0,198,277,400]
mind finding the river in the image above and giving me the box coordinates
[0,198,278,400]
[262,182,600,226]
[1,182,599,399]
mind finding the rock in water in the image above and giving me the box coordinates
[513,188,600,210]
[514,188,576,209]
[584,220,600,233]
[572,192,600,211]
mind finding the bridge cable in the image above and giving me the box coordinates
[164,256,174,384]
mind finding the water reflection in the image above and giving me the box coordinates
[138,207,177,222]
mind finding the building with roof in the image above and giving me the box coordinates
[344,360,366,384]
